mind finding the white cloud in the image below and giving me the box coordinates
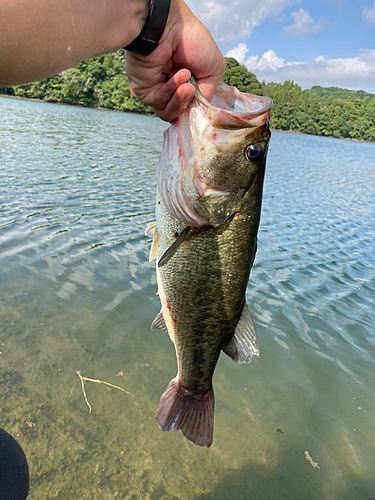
[363,1,375,22]
[283,8,326,38]
[185,0,296,43]
[226,46,287,72]
[225,44,375,93]
[246,50,287,71]
[226,43,249,64]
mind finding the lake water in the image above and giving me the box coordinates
[1,96,374,500]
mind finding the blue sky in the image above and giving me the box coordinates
[185,0,375,93]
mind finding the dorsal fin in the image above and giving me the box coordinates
[145,221,157,238]
[149,230,159,262]
[145,222,159,262]
[223,302,260,363]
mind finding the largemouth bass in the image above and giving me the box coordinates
[146,79,272,447]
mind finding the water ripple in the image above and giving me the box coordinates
[1,97,375,498]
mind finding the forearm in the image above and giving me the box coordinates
[0,0,148,86]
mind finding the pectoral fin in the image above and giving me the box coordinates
[158,227,194,268]
[151,309,167,331]
[223,302,260,363]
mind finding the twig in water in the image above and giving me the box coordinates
[304,451,320,469]
[71,371,134,414]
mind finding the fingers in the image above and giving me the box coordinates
[152,82,195,121]
[152,69,190,109]
[193,56,226,102]
[152,69,196,121]
[194,78,216,102]
[152,56,226,121]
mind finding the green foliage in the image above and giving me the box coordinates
[308,86,375,102]
[262,80,375,141]
[0,87,14,96]
[222,57,263,95]
[4,50,153,114]
[1,52,374,141]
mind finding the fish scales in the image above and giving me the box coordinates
[148,78,272,447]
[156,197,260,392]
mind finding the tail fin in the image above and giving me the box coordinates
[155,378,214,448]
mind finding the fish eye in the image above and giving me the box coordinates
[245,144,263,161]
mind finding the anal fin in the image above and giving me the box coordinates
[223,302,260,364]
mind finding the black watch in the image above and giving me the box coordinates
[125,0,171,56]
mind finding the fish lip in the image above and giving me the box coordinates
[191,79,273,128]
[200,94,273,118]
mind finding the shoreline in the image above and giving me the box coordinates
[271,127,372,144]
[0,93,154,117]
[1,94,373,143]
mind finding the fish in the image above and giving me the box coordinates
[146,78,272,448]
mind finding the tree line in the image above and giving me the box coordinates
[1,52,374,142]
[1,51,150,114]
[262,80,375,141]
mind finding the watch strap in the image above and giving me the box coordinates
[125,0,171,56]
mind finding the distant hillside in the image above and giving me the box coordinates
[262,79,375,141]
[0,50,152,114]
[308,85,375,102]
[2,54,375,141]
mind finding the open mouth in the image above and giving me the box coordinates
[193,80,273,129]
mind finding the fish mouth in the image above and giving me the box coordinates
[190,77,272,129]
[209,87,272,118]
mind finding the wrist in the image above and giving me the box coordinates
[125,0,172,56]
[126,0,150,45]
[99,0,150,53]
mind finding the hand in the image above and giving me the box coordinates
[124,0,225,122]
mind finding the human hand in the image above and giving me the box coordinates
[124,0,225,122]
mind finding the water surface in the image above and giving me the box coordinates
[1,96,375,499]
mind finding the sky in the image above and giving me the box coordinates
[185,0,375,93]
